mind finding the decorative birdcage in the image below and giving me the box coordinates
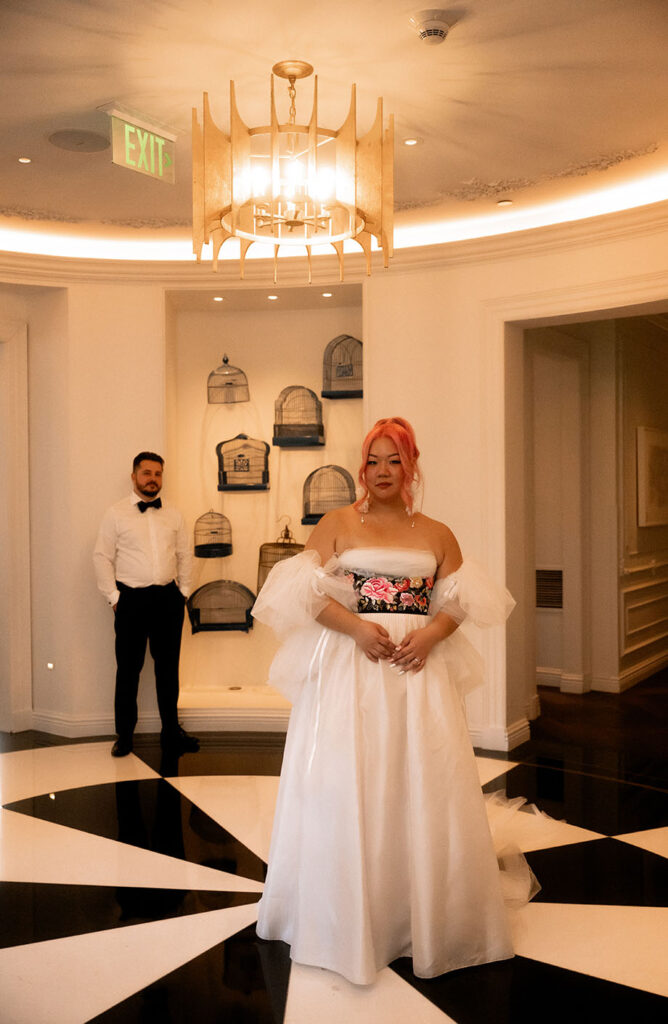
[187,580,256,633]
[194,510,232,557]
[322,334,363,399]
[257,524,305,592]
[216,434,270,490]
[207,354,250,404]
[302,465,356,524]
[273,386,325,447]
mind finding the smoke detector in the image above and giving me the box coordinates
[409,9,450,45]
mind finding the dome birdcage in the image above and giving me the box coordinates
[302,465,356,524]
[194,510,232,557]
[207,354,250,404]
[216,434,270,490]
[322,334,363,398]
[257,523,304,592]
[273,386,325,447]
[187,580,256,633]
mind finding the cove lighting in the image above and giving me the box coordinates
[394,169,668,249]
[1,169,667,262]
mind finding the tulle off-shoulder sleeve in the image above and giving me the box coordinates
[252,549,356,636]
[430,558,515,626]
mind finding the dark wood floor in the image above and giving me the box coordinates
[515,667,668,790]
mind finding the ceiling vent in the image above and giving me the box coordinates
[409,9,450,45]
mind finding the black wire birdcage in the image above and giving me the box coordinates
[216,434,270,490]
[273,386,325,447]
[187,580,256,633]
[194,510,232,557]
[322,334,363,399]
[257,524,304,592]
[207,354,250,404]
[302,465,356,524]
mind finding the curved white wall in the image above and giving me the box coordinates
[1,200,667,747]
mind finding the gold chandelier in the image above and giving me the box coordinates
[192,60,393,282]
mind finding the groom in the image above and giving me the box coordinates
[93,451,199,757]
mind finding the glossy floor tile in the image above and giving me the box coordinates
[1,721,666,1023]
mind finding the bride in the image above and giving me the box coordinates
[252,416,529,986]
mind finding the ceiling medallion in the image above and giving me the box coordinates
[192,60,394,283]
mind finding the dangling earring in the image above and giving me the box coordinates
[360,497,369,524]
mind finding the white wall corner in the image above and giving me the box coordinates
[526,693,541,720]
[560,672,592,694]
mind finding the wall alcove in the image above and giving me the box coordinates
[165,283,363,725]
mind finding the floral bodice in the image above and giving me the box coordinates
[346,569,434,615]
[334,548,438,617]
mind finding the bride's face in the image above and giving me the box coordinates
[366,436,404,502]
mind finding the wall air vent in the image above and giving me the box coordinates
[536,569,563,609]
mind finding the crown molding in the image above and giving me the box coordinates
[1,200,667,288]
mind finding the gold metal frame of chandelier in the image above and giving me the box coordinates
[192,60,393,283]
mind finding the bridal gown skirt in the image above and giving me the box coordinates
[256,610,516,986]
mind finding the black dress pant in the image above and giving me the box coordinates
[114,581,185,739]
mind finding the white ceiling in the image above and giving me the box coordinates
[1,0,667,245]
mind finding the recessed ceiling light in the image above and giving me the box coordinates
[18,156,31,164]
[322,292,333,298]
[403,137,421,147]
[497,199,513,207]
[213,296,224,302]
[268,294,278,300]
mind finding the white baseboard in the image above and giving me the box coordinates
[179,708,290,732]
[536,668,593,694]
[536,668,561,688]
[618,651,668,692]
[469,717,530,752]
[560,673,591,695]
[30,706,290,738]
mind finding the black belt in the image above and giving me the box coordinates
[116,580,177,591]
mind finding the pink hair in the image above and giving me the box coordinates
[354,417,422,512]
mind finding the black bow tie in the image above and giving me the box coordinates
[138,498,162,513]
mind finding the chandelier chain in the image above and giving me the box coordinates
[288,78,297,124]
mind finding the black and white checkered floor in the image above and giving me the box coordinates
[1,730,666,1023]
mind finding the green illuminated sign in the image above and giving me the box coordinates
[111,116,175,183]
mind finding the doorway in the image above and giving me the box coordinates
[507,311,668,720]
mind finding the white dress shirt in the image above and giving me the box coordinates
[93,493,193,607]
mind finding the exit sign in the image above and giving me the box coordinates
[108,112,176,183]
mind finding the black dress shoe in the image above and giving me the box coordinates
[160,725,200,753]
[111,737,133,757]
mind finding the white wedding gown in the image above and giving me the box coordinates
[252,547,535,986]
